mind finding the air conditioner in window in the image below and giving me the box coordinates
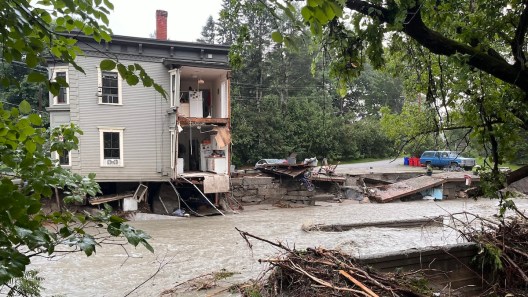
[103,95,119,102]
[105,159,120,166]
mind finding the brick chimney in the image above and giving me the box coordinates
[156,10,168,40]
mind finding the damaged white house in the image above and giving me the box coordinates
[47,10,231,209]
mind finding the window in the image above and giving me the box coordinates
[170,130,175,169]
[97,68,122,105]
[169,69,180,108]
[59,150,70,166]
[53,150,71,166]
[50,66,69,105]
[99,128,124,166]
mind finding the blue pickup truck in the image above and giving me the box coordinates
[419,151,476,170]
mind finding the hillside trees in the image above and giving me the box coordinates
[0,0,157,292]
[201,1,400,165]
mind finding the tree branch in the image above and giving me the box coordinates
[343,0,528,92]
[512,1,528,69]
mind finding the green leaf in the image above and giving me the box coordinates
[25,140,37,153]
[19,100,32,114]
[116,63,127,79]
[79,236,97,256]
[271,31,284,43]
[28,114,42,126]
[142,241,154,253]
[109,215,125,223]
[126,74,139,86]
[301,6,313,20]
[27,72,47,83]
[307,0,318,7]
[100,59,116,70]
[26,53,39,68]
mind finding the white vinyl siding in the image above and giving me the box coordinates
[71,56,172,181]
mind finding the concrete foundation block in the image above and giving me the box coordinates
[241,196,261,203]
[288,190,315,197]
[230,178,243,186]
[243,177,273,186]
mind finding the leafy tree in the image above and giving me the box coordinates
[214,1,400,165]
[217,0,240,45]
[342,64,404,118]
[0,0,162,293]
[197,16,216,44]
[231,0,528,172]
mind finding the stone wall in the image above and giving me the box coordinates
[231,176,338,204]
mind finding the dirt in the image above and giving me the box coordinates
[29,197,528,297]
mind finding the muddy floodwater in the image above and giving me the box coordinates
[30,198,528,296]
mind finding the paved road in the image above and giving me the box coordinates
[335,158,425,175]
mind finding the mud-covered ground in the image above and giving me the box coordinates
[30,198,528,296]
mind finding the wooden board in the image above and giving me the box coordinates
[310,174,346,183]
[89,194,133,205]
[371,172,480,203]
[372,175,445,203]
[257,166,309,178]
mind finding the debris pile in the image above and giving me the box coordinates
[455,212,528,294]
[236,228,430,297]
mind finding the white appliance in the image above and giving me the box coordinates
[177,158,184,175]
[200,143,212,172]
[207,157,227,174]
[189,91,203,118]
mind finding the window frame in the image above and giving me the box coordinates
[99,127,125,167]
[170,130,175,169]
[169,69,180,108]
[97,68,123,105]
[50,66,69,105]
[52,150,71,167]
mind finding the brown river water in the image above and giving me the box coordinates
[29,198,528,296]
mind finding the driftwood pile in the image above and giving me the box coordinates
[236,228,429,297]
[454,212,528,294]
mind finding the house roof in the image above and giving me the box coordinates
[63,32,230,69]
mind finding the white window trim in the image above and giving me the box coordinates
[97,67,123,105]
[170,130,175,169]
[50,66,69,105]
[52,150,71,167]
[99,127,125,167]
[169,69,180,108]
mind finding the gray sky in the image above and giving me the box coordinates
[108,0,223,42]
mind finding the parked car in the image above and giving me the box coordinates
[419,151,476,170]
[254,159,287,169]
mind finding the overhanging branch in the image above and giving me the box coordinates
[512,1,528,69]
[343,0,528,92]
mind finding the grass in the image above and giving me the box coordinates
[475,157,524,171]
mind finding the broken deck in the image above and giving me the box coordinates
[371,172,479,203]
